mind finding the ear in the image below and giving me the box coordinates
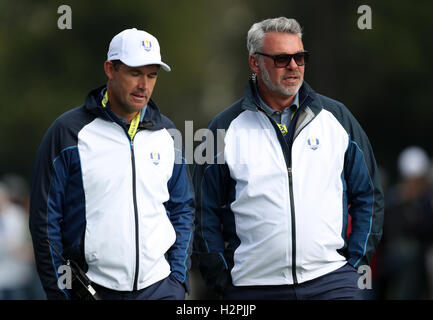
[104,60,114,80]
[249,54,260,74]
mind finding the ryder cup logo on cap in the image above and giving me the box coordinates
[107,28,171,71]
[142,40,152,51]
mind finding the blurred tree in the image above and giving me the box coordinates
[0,0,431,186]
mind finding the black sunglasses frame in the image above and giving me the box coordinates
[254,51,310,68]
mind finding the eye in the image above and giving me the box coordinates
[294,52,308,65]
[274,55,291,65]
[294,53,304,62]
[129,69,141,76]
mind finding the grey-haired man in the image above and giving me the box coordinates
[194,17,384,300]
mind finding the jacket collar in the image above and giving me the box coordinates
[84,84,165,131]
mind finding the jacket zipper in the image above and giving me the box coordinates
[130,139,140,291]
[257,94,312,284]
[251,86,314,284]
[287,167,297,284]
[285,94,314,284]
[280,139,298,285]
[256,106,298,284]
[102,107,141,291]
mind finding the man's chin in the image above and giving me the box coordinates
[126,101,147,113]
[279,82,302,97]
[275,87,299,97]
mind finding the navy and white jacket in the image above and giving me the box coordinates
[193,80,384,292]
[29,85,195,299]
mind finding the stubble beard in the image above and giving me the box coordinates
[259,60,303,97]
[111,84,145,115]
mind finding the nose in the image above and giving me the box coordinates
[137,75,148,91]
[286,56,298,70]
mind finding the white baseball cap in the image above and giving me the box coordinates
[107,28,171,71]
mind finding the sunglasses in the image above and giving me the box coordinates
[254,51,310,68]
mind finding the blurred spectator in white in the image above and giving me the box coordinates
[375,146,432,299]
[0,174,45,300]
[397,146,430,202]
[0,181,34,299]
[1,174,30,213]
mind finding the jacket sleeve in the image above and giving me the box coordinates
[343,112,384,268]
[165,149,195,293]
[193,127,232,293]
[29,121,72,300]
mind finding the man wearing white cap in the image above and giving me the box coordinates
[29,28,194,300]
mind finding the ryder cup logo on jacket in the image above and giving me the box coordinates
[150,152,160,165]
[307,137,320,150]
[142,40,152,52]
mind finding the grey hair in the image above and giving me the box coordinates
[247,17,303,55]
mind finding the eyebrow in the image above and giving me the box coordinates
[273,50,305,55]
[127,67,159,76]
[129,68,143,74]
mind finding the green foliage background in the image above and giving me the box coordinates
[1,0,432,184]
